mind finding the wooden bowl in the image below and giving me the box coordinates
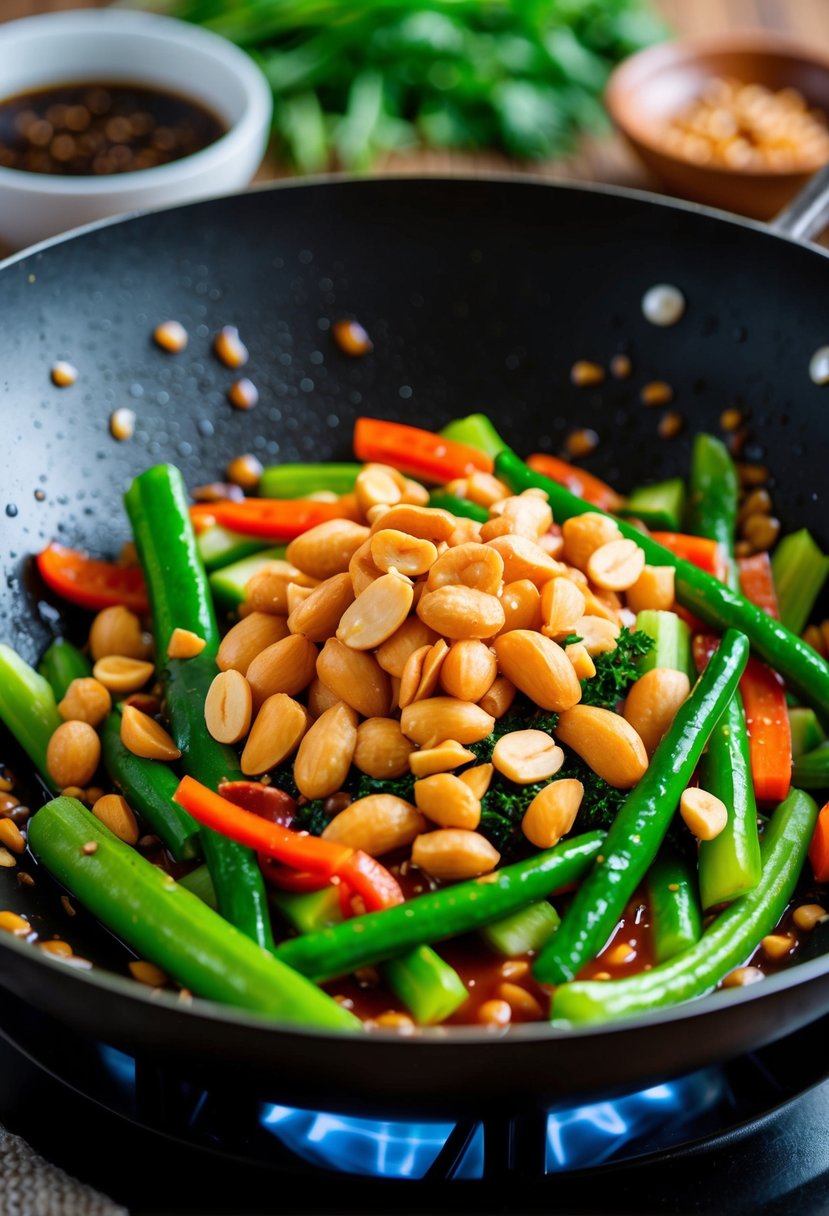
[606,33,829,219]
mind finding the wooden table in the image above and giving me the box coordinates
[4,0,829,202]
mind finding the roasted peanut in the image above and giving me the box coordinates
[57,678,111,727]
[571,615,620,656]
[317,638,391,718]
[47,721,101,787]
[497,579,542,635]
[370,528,438,577]
[561,513,621,570]
[565,643,596,681]
[412,829,500,881]
[355,464,404,514]
[409,740,477,777]
[401,477,430,506]
[245,634,318,710]
[0,819,25,854]
[477,999,512,1027]
[792,904,828,931]
[448,517,483,547]
[92,656,155,694]
[120,705,181,762]
[679,787,728,840]
[492,730,564,784]
[294,702,358,799]
[322,794,425,855]
[286,519,370,581]
[217,612,290,674]
[369,504,456,543]
[439,639,497,703]
[417,586,505,639]
[241,693,308,776]
[204,669,252,745]
[0,911,31,937]
[166,627,206,660]
[337,572,414,650]
[353,718,414,779]
[497,982,543,1020]
[348,538,383,595]
[624,668,690,755]
[522,779,584,848]
[89,605,149,661]
[587,538,646,592]
[494,630,582,712]
[722,967,764,988]
[541,578,586,636]
[414,773,481,829]
[400,698,494,748]
[245,563,318,615]
[478,675,517,719]
[626,564,676,614]
[307,676,341,719]
[427,542,503,596]
[761,934,794,961]
[485,534,561,586]
[287,572,355,643]
[483,493,552,541]
[399,640,449,708]
[463,471,512,507]
[129,960,168,987]
[555,705,648,788]
[91,794,139,845]
[459,763,494,799]
[375,617,439,676]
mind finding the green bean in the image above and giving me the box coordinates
[38,640,92,702]
[647,849,702,963]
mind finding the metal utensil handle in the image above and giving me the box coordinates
[770,162,829,242]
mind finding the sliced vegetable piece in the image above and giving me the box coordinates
[383,945,468,1025]
[740,658,792,805]
[808,799,829,882]
[480,900,560,956]
[260,463,360,499]
[178,862,217,909]
[635,610,694,683]
[196,524,265,571]
[771,529,829,636]
[619,478,685,530]
[427,491,489,522]
[193,497,349,541]
[647,849,703,962]
[36,543,148,614]
[38,639,93,701]
[354,417,493,482]
[789,707,826,760]
[686,434,738,586]
[794,743,829,790]
[439,414,506,462]
[0,644,62,790]
[208,545,286,612]
[650,532,727,581]
[526,452,622,511]
[738,552,780,619]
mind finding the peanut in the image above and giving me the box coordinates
[722,967,764,989]
[792,904,828,931]
[307,676,341,719]
[368,504,456,543]
[204,669,252,745]
[337,572,414,650]
[561,513,621,570]
[478,999,512,1027]
[522,779,584,849]
[0,911,31,937]
[370,528,438,577]
[459,763,494,799]
[0,819,25,854]
[761,934,794,961]
[217,612,290,674]
[286,519,370,581]
[294,702,358,799]
[448,518,483,547]
[399,640,449,708]
[57,678,111,727]
[492,730,564,784]
[485,492,553,540]
[354,718,414,779]
[623,668,690,755]
[322,794,425,855]
[417,586,505,639]
[401,697,494,748]
[426,542,503,596]
[565,643,596,680]
[120,705,181,762]
[92,656,155,694]
[571,615,620,656]
[555,706,648,788]
[287,572,355,643]
[679,787,728,840]
[166,628,206,659]
[497,982,543,1020]
[129,960,168,987]
[485,534,561,586]
[89,605,149,661]
[348,538,383,595]
[47,721,101,787]
[355,464,404,514]
[241,693,308,775]
[439,639,497,703]
[91,793,139,844]
[497,579,542,635]
[587,538,646,592]
[412,829,500,881]
[409,740,477,777]
[245,563,317,615]
[317,638,391,718]
[414,773,481,830]
[541,578,586,636]
[375,617,439,676]
[245,634,318,711]
[402,477,430,506]
[626,564,676,614]
[478,675,517,719]
[494,630,582,712]
[463,471,512,507]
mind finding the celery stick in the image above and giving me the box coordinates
[196,524,265,572]
[480,900,560,956]
[772,529,829,635]
[0,644,62,788]
[208,546,286,612]
[635,610,694,683]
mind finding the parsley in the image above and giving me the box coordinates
[291,799,330,837]
[579,627,654,709]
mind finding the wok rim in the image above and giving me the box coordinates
[0,171,827,1051]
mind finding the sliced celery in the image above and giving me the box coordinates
[260,463,360,499]
[618,478,686,531]
[196,524,265,572]
[0,644,62,787]
[635,610,695,683]
[480,900,560,956]
[789,707,826,760]
[383,945,468,1025]
[440,414,506,460]
[771,528,829,635]
[208,546,286,612]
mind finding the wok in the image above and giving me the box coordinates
[0,173,828,1119]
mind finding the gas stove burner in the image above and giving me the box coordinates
[258,1069,727,1179]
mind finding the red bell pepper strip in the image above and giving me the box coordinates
[190,498,347,540]
[219,780,296,827]
[259,856,332,893]
[738,553,780,619]
[36,542,149,614]
[808,800,829,882]
[189,504,218,534]
[339,850,404,912]
[651,532,727,581]
[526,453,622,512]
[740,657,792,805]
[353,417,493,482]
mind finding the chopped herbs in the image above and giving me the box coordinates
[579,627,654,708]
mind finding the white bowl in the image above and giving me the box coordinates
[0,9,273,251]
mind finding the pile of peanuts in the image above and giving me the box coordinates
[203,461,697,882]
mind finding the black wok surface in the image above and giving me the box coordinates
[0,177,828,1115]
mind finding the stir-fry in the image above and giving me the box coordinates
[1,413,828,1032]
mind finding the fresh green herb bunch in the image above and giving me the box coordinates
[141,0,667,170]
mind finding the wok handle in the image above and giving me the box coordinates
[770,163,829,243]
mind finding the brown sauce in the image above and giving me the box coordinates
[0,82,226,177]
